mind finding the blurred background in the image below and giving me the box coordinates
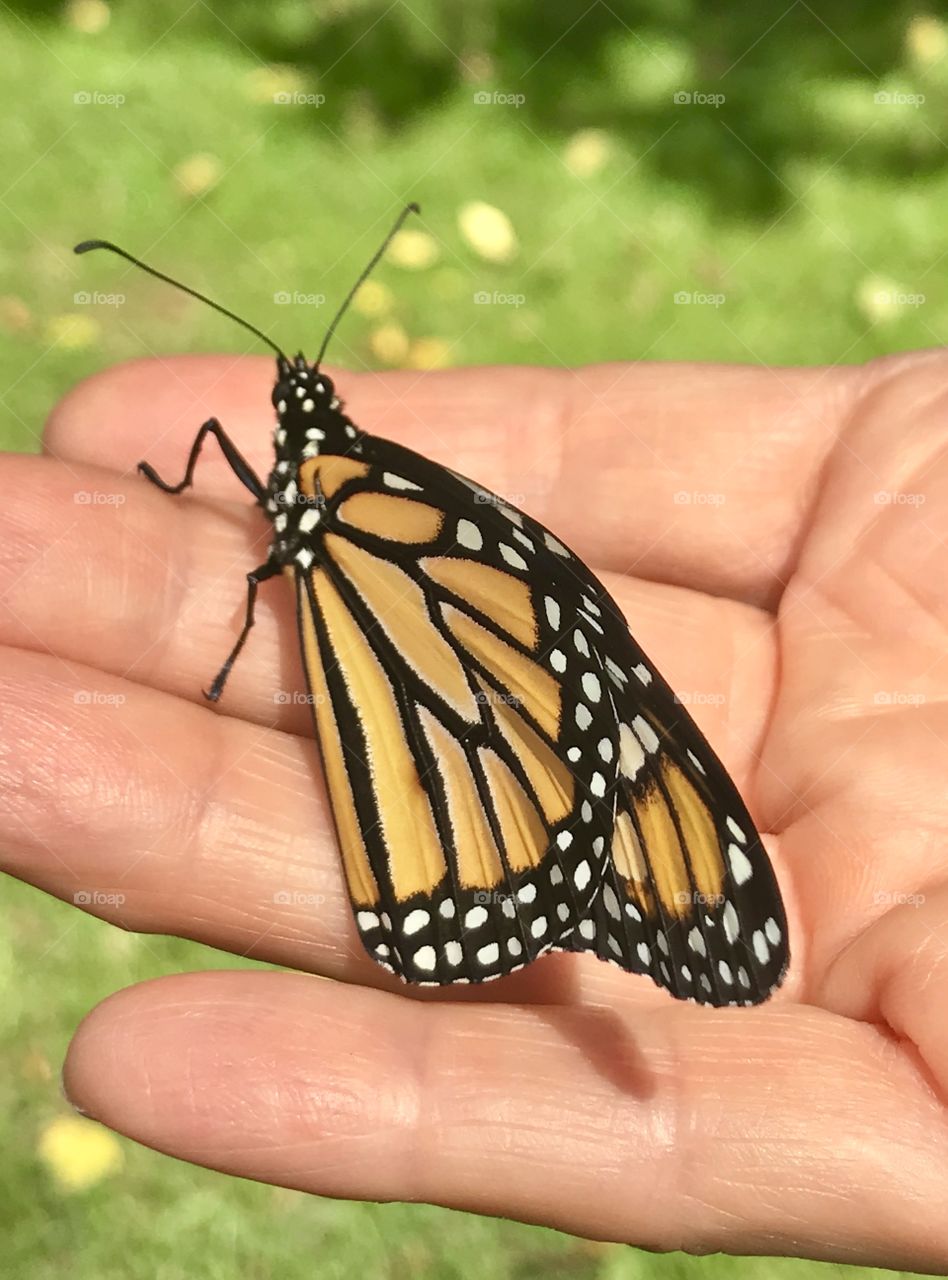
[1,1,945,1277]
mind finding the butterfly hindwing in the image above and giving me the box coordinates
[552,606,789,1005]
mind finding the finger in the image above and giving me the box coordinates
[64,970,948,1272]
[0,646,799,1008]
[0,454,777,761]
[45,355,866,604]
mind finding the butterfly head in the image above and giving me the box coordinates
[272,353,351,460]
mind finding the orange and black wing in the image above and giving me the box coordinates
[293,448,620,983]
[552,619,789,1005]
[294,441,788,1002]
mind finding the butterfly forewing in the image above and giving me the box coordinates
[294,439,621,983]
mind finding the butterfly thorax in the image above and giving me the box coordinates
[264,354,364,568]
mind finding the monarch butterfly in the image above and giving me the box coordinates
[74,205,789,1005]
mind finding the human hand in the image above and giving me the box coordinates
[3,352,947,1271]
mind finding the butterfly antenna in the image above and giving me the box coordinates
[314,202,420,369]
[73,239,288,361]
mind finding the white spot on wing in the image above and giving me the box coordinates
[728,843,754,885]
[582,672,601,702]
[499,543,528,571]
[723,900,740,943]
[619,723,646,779]
[632,715,660,754]
[403,908,430,936]
[457,519,483,551]
[726,816,747,843]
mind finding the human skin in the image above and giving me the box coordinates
[2,352,947,1271]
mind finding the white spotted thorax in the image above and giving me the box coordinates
[265,353,359,569]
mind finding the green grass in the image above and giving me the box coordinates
[1,3,944,1277]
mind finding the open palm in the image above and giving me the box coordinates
[3,352,947,1272]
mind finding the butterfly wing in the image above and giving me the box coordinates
[293,442,621,983]
[294,437,788,1002]
[553,610,789,1005]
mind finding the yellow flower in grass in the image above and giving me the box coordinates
[174,152,222,198]
[47,313,100,349]
[388,229,440,270]
[353,279,395,317]
[39,1115,124,1192]
[458,201,518,263]
[370,322,410,364]
[407,337,451,370]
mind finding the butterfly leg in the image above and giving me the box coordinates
[204,561,281,702]
[139,417,266,502]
